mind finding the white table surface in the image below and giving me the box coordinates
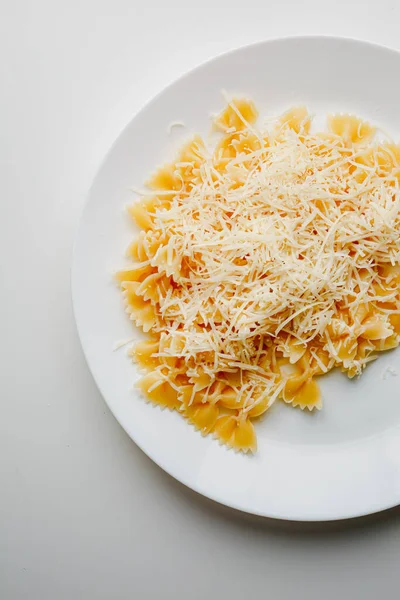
[2,1,400,598]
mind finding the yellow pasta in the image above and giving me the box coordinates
[328,114,375,145]
[127,198,159,230]
[213,98,258,132]
[116,97,400,453]
[214,415,257,454]
[279,105,311,135]
[183,401,220,436]
[136,370,180,410]
[283,373,322,411]
[130,339,161,371]
[122,281,159,332]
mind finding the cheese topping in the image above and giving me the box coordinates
[117,99,400,453]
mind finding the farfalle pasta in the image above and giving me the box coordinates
[116,98,400,453]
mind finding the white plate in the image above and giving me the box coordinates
[72,36,400,521]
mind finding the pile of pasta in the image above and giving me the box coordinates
[116,98,400,453]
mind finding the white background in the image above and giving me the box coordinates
[2,1,400,598]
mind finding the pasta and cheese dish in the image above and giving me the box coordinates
[116,98,400,453]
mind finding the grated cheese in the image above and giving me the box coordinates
[147,112,400,380]
[118,100,400,452]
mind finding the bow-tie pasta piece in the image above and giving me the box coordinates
[283,373,322,411]
[137,370,181,410]
[214,415,257,454]
[328,114,375,146]
[213,98,258,133]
